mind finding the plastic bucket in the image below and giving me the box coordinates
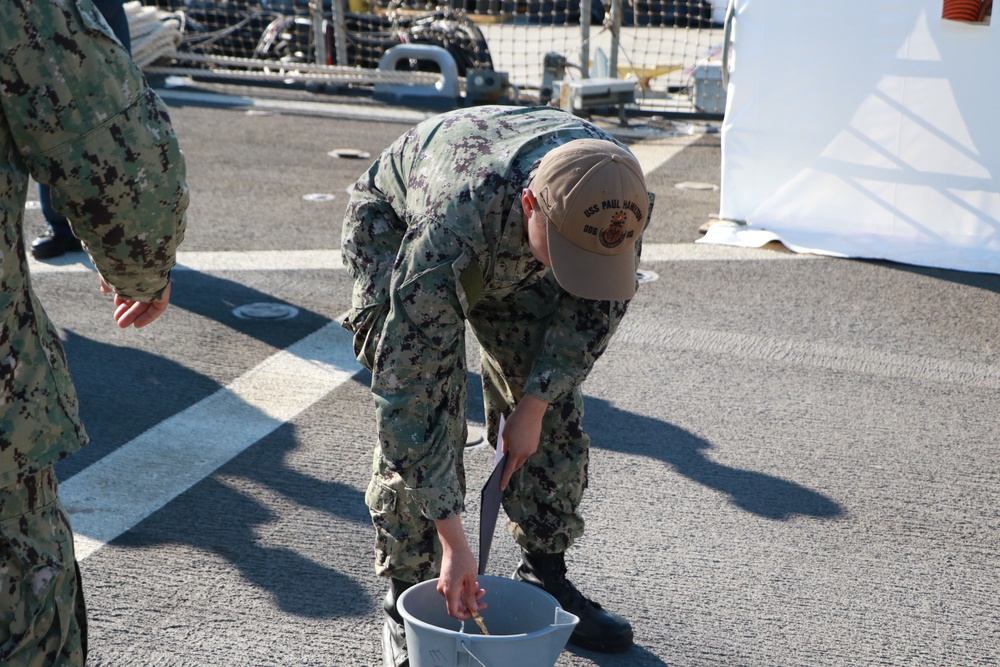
[396,575,579,667]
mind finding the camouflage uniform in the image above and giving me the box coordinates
[1,2,188,664]
[341,106,637,583]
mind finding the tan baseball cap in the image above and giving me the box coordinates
[533,139,649,301]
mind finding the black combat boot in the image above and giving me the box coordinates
[30,231,82,259]
[514,550,634,653]
[382,578,414,667]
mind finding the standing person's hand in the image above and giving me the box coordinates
[500,393,549,489]
[435,516,487,621]
[101,279,172,329]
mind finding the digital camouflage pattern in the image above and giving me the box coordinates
[341,106,645,581]
[1,0,188,488]
[1,2,187,664]
[1,468,86,666]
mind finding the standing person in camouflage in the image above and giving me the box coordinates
[1,2,188,665]
[341,105,651,665]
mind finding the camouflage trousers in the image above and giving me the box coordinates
[0,467,87,667]
[351,277,590,584]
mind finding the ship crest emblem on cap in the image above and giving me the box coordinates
[600,211,629,249]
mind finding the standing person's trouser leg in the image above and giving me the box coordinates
[91,0,132,53]
[33,0,132,259]
[0,467,87,667]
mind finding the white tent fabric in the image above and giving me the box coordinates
[703,0,1000,275]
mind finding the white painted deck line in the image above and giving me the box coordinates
[28,243,815,277]
[62,317,360,560]
[628,131,704,174]
[155,87,435,125]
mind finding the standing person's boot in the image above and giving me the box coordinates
[382,578,414,667]
[32,184,82,259]
[30,230,82,259]
[513,550,634,653]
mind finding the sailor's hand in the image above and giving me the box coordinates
[500,394,549,489]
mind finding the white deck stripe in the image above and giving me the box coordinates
[155,87,435,124]
[628,131,704,174]
[28,243,815,276]
[639,243,814,262]
[62,317,360,560]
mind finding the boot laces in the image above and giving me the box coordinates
[555,578,604,613]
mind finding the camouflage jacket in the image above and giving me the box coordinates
[343,106,643,519]
[0,1,188,487]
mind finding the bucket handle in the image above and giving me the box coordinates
[459,640,489,667]
[457,610,580,666]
